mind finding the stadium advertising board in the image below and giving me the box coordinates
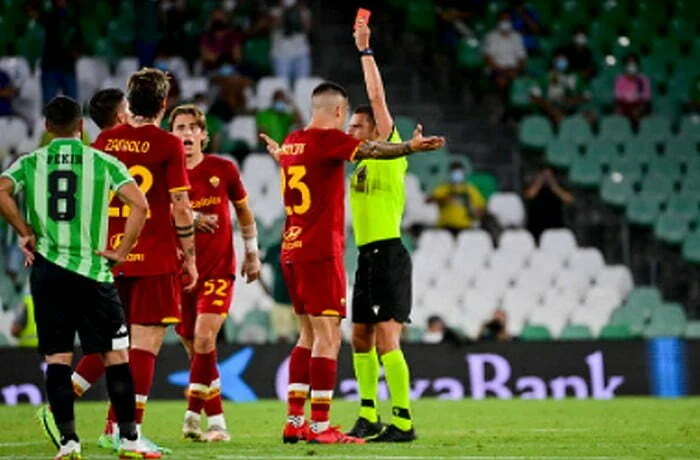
[0,341,697,405]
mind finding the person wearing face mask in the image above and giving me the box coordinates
[530,50,591,125]
[564,26,596,81]
[524,165,574,242]
[483,10,527,105]
[615,53,651,127]
[255,89,302,147]
[427,161,486,236]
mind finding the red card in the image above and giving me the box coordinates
[354,8,371,29]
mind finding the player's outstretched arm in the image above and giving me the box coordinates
[0,177,35,264]
[233,200,261,284]
[355,21,393,139]
[354,124,445,160]
[171,189,198,291]
[98,182,148,264]
[259,133,281,162]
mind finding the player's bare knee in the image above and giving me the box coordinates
[376,322,402,355]
[351,324,374,352]
[193,334,216,354]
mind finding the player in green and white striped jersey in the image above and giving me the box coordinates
[0,96,158,459]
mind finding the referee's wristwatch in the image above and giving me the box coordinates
[359,48,373,56]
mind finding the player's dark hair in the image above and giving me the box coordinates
[127,68,170,119]
[312,82,348,100]
[353,105,376,126]
[168,104,210,149]
[44,96,82,135]
[89,88,125,129]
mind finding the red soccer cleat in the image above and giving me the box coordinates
[307,426,366,444]
[282,421,309,444]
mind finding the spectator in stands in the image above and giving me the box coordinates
[269,0,312,84]
[260,240,296,343]
[483,10,527,103]
[0,69,17,117]
[39,0,80,106]
[256,89,302,147]
[427,160,486,236]
[508,0,541,53]
[478,309,512,342]
[530,50,593,126]
[615,53,651,127]
[200,9,245,76]
[564,26,596,81]
[422,315,463,346]
[524,166,574,242]
[689,74,700,113]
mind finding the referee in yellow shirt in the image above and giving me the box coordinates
[345,19,416,442]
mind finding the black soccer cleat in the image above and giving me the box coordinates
[367,424,417,443]
[345,417,384,439]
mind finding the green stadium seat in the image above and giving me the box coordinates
[525,56,549,79]
[599,324,633,340]
[681,230,700,264]
[2,0,26,36]
[107,20,135,54]
[665,193,699,221]
[667,18,695,50]
[519,115,553,151]
[0,17,11,55]
[93,38,121,63]
[469,171,499,200]
[16,20,45,67]
[600,172,639,207]
[558,0,590,31]
[405,0,436,33]
[623,138,658,164]
[640,173,676,198]
[545,139,578,169]
[685,321,700,339]
[652,96,682,121]
[654,211,692,245]
[625,286,663,312]
[590,75,615,111]
[510,77,537,110]
[625,191,663,227]
[647,155,683,179]
[457,39,483,70]
[569,156,603,188]
[521,324,552,341]
[641,55,670,85]
[599,115,633,145]
[644,302,687,337]
[638,115,672,145]
[403,326,423,343]
[685,157,700,176]
[608,155,643,177]
[676,0,700,20]
[585,138,618,164]
[638,1,669,33]
[679,115,700,141]
[558,115,592,146]
[242,37,271,75]
[395,115,417,141]
[588,20,617,54]
[665,137,697,163]
[609,306,647,336]
[560,324,594,340]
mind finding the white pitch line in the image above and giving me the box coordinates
[0,441,45,447]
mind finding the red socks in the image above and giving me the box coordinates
[204,361,223,417]
[129,348,156,424]
[310,357,337,425]
[72,353,105,397]
[187,351,216,415]
[287,346,311,418]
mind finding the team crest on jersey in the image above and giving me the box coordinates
[283,226,302,241]
[209,176,220,187]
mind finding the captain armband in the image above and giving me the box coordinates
[176,224,195,238]
[241,222,258,254]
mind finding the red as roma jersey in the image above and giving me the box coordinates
[93,124,190,277]
[188,154,247,278]
[279,128,361,263]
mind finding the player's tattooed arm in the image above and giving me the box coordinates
[354,124,446,160]
[170,189,198,291]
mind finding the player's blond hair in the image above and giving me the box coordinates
[168,104,210,150]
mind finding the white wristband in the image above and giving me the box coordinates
[244,237,258,254]
[193,211,201,221]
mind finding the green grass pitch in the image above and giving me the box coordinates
[1,398,699,459]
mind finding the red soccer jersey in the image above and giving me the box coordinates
[93,124,190,277]
[188,154,247,278]
[279,128,361,263]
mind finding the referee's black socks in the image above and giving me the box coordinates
[105,363,138,441]
[46,363,79,444]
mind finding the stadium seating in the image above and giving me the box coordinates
[487,193,526,228]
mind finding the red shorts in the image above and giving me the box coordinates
[115,273,181,326]
[175,276,234,339]
[281,258,347,317]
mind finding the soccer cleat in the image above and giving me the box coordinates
[54,440,82,460]
[118,439,163,459]
[282,421,309,444]
[346,417,384,439]
[367,424,417,443]
[141,436,172,455]
[307,426,365,444]
[97,433,118,451]
[201,426,231,443]
[182,414,203,441]
[36,405,61,449]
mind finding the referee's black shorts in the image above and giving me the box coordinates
[30,254,129,356]
[352,238,412,324]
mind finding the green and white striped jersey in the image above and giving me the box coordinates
[2,138,134,283]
